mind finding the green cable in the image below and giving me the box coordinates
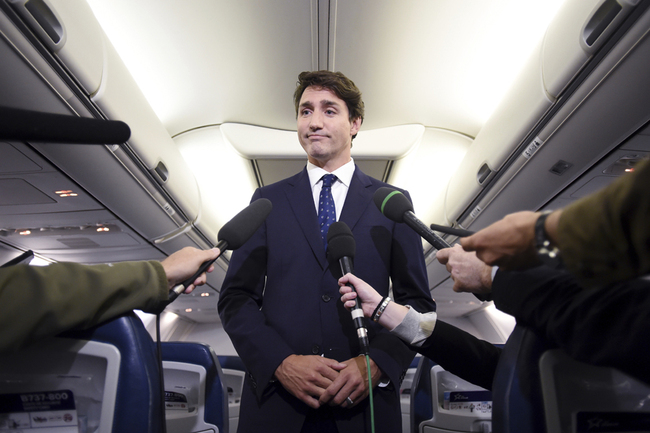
[366,354,375,433]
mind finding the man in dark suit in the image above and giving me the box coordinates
[218,70,436,432]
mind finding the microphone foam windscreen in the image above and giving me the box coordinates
[326,221,356,261]
[373,187,413,223]
[217,198,272,250]
[0,107,131,144]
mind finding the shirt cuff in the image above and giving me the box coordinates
[390,307,437,347]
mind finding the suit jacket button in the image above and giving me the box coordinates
[322,294,331,302]
[311,345,321,355]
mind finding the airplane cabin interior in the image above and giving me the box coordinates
[1,0,650,432]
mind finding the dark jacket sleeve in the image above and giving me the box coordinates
[558,158,650,287]
[416,320,501,390]
[492,266,650,385]
[0,261,168,353]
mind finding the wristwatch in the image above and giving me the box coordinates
[535,211,563,269]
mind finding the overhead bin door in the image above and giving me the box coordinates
[4,0,209,248]
[443,0,644,226]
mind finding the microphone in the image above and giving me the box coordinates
[167,198,272,302]
[429,223,474,238]
[373,187,450,250]
[0,106,131,144]
[327,221,370,355]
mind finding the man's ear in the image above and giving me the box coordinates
[350,117,362,137]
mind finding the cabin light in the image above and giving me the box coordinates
[185,308,193,313]
[55,190,78,197]
[200,292,210,297]
[1,224,121,238]
[603,155,646,175]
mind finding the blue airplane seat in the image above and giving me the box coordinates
[162,342,228,433]
[410,356,436,432]
[64,312,165,433]
[491,324,547,433]
[217,355,247,372]
[0,312,164,433]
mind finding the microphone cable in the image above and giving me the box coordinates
[156,312,168,433]
[366,354,375,433]
[150,198,273,432]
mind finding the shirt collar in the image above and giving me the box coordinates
[307,158,355,188]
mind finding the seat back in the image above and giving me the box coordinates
[491,324,547,433]
[0,313,164,433]
[493,323,650,433]
[218,355,247,433]
[410,357,492,433]
[161,342,228,433]
[539,349,650,432]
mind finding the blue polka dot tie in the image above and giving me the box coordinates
[318,174,337,249]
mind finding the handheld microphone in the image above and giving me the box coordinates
[429,223,474,238]
[0,106,131,144]
[326,221,370,355]
[168,198,273,302]
[373,187,450,250]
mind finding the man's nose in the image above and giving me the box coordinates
[309,111,323,129]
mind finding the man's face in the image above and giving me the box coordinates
[297,86,361,170]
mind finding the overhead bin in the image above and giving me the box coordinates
[542,0,639,98]
[6,0,207,247]
[443,0,641,226]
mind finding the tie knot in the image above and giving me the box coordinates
[321,174,336,188]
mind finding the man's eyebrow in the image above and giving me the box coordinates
[320,99,340,108]
[300,99,341,108]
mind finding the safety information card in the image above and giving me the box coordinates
[0,389,79,432]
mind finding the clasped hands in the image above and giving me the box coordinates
[274,353,381,410]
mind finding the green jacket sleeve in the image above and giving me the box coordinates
[558,158,650,287]
[0,261,168,353]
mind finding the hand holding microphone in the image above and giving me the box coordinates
[161,247,221,292]
[327,221,370,355]
[167,198,272,302]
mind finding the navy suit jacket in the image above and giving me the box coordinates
[218,166,435,432]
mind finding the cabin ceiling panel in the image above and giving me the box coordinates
[86,0,315,136]
[330,0,565,137]
[87,0,566,140]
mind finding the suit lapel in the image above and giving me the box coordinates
[340,166,374,231]
[284,166,374,270]
[284,168,329,269]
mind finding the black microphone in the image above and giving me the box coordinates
[429,223,474,238]
[167,198,272,302]
[327,221,370,355]
[373,187,450,250]
[0,106,131,144]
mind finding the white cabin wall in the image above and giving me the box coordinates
[389,128,471,227]
[174,126,258,239]
[185,323,237,356]
[466,305,516,345]
[138,311,197,342]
